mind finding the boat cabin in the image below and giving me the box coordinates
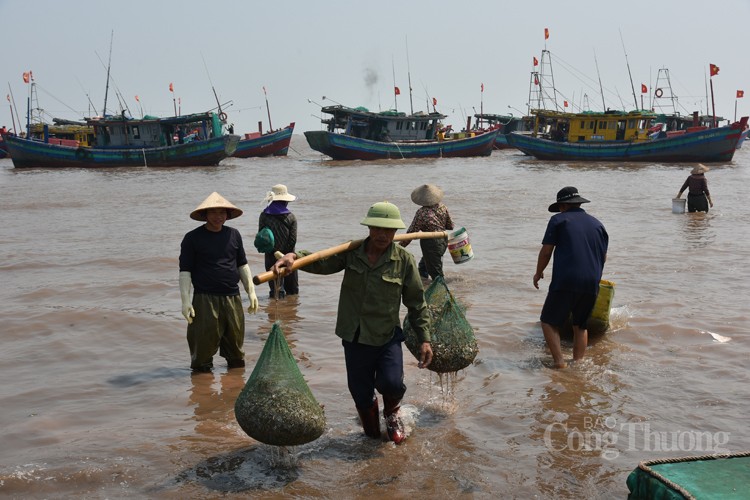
[530,109,656,142]
[320,105,445,142]
[29,119,95,147]
[86,111,224,149]
[474,113,534,135]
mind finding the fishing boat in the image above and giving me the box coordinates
[5,111,240,168]
[305,105,499,160]
[232,122,294,158]
[505,108,748,162]
[474,113,534,150]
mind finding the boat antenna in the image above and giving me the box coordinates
[262,85,273,131]
[103,30,114,117]
[619,29,638,109]
[405,36,414,115]
[391,56,398,112]
[7,82,21,134]
[593,49,606,110]
[201,52,223,118]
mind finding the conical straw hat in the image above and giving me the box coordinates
[190,192,243,221]
[411,184,444,206]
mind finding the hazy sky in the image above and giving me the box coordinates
[2,0,749,135]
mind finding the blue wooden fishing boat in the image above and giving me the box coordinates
[305,105,498,160]
[5,111,240,168]
[505,108,748,162]
[232,122,294,158]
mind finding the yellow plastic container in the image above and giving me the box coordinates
[587,279,615,335]
[560,279,615,337]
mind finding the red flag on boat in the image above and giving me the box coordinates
[564,100,568,108]
[738,90,745,98]
[534,76,539,86]
[641,83,648,94]
[533,56,539,66]
[394,86,400,95]
[135,95,140,102]
[169,82,174,92]
[481,83,484,92]
[432,97,437,106]
[710,64,720,76]
[22,72,30,84]
[544,28,549,40]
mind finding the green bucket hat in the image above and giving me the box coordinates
[360,201,406,229]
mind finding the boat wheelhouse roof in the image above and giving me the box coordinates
[531,109,657,120]
[320,105,445,126]
[84,111,217,127]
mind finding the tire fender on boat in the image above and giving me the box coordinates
[655,88,663,98]
[219,112,228,121]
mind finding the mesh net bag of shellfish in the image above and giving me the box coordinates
[234,321,326,446]
[403,276,478,373]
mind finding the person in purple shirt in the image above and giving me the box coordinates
[533,187,608,368]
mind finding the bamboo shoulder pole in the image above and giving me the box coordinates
[253,231,448,285]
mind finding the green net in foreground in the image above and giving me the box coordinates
[234,322,326,446]
[403,276,478,373]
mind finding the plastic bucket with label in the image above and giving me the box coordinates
[447,227,473,264]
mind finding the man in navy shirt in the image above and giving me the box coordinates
[533,187,608,368]
[179,192,259,373]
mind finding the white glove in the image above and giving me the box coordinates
[239,264,259,314]
[179,271,195,324]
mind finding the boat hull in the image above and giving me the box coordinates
[4,134,240,168]
[232,123,295,158]
[505,119,747,162]
[304,129,499,160]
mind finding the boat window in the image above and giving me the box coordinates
[588,121,594,129]
[421,122,427,130]
[599,121,607,130]
[580,121,585,128]
[628,119,636,129]
[132,126,140,139]
[396,122,403,130]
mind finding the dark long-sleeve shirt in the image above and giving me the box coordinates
[680,174,710,196]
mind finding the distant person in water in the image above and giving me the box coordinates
[676,164,713,213]
[533,187,608,369]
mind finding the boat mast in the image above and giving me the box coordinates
[391,57,398,112]
[201,53,224,120]
[405,36,414,115]
[594,50,606,110]
[619,30,638,109]
[103,30,113,117]
[263,86,273,131]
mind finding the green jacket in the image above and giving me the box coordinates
[298,239,431,346]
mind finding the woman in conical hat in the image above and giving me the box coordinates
[179,192,258,373]
[258,184,298,298]
[401,184,454,280]
[676,164,713,213]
